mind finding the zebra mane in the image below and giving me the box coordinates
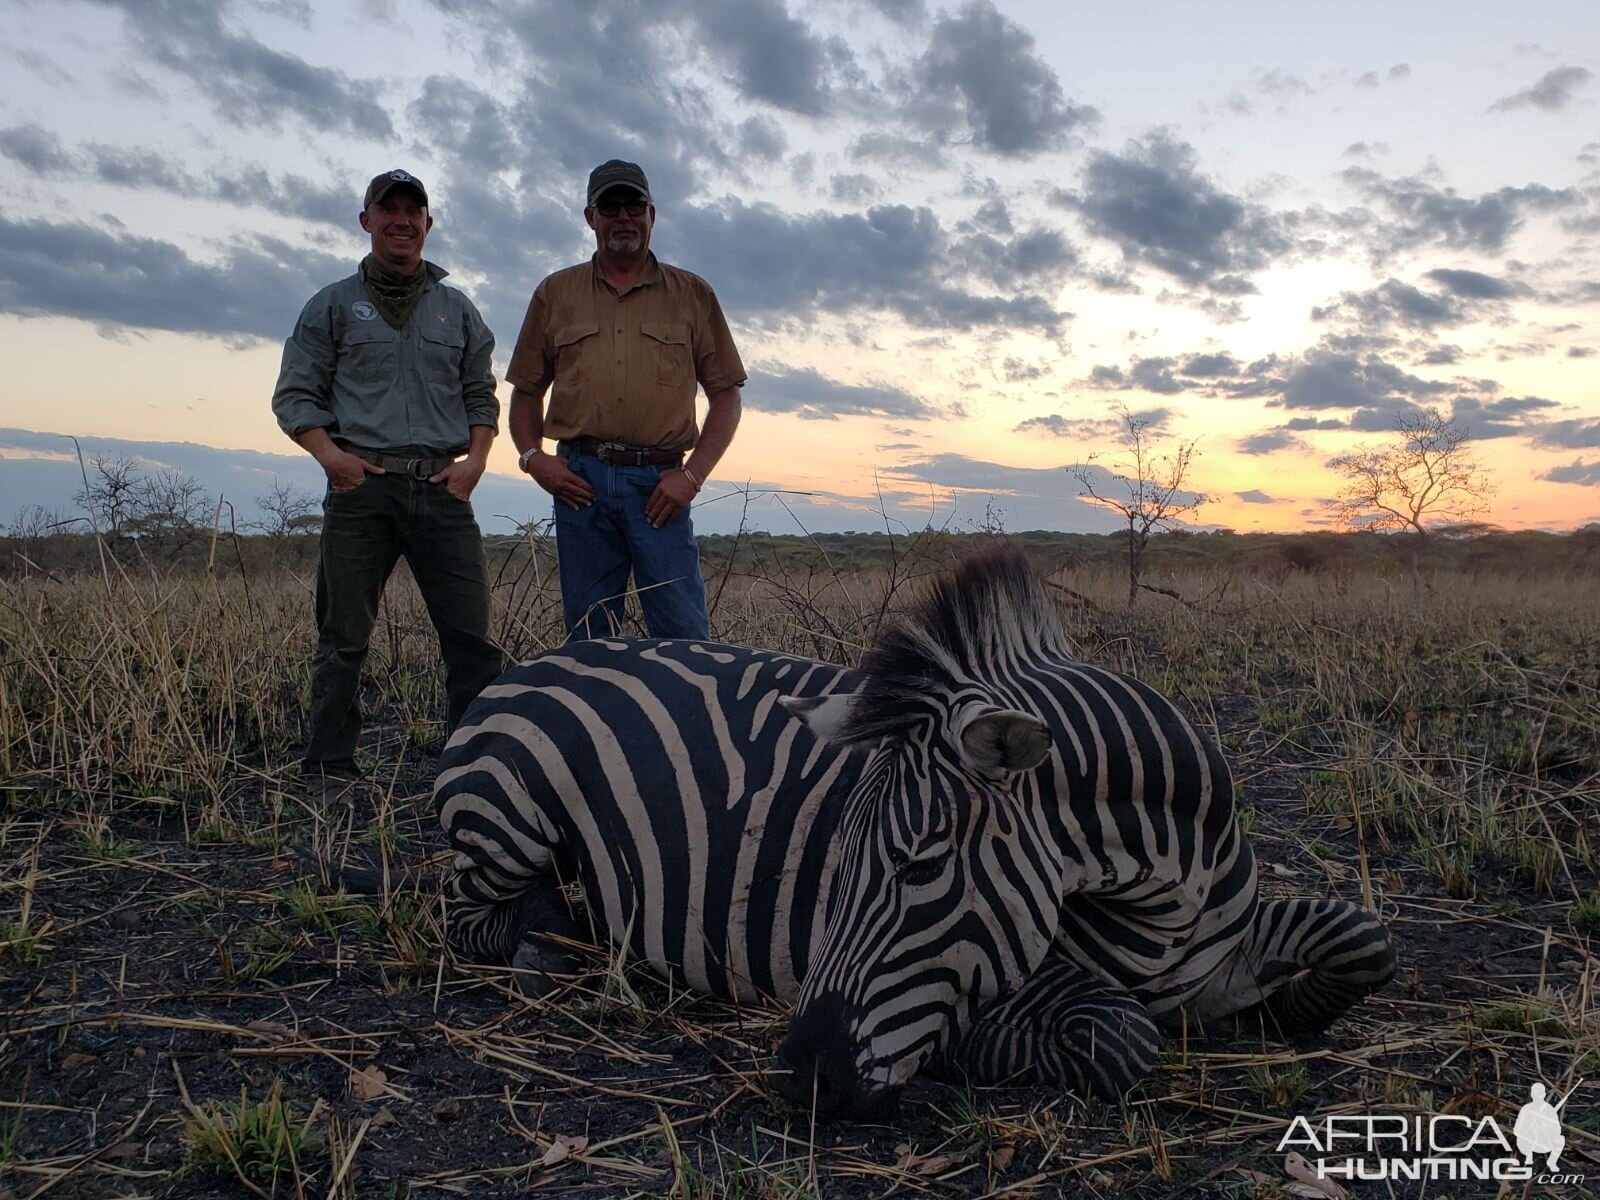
[837,548,1074,745]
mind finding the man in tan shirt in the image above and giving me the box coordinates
[507,159,745,640]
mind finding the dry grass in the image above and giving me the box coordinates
[1,542,1598,1197]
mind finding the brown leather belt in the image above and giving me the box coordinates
[340,444,456,478]
[559,437,684,466]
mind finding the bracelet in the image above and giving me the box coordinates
[681,465,703,491]
[517,446,542,472]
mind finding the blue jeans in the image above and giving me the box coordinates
[305,472,507,771]
[553,452,709,640]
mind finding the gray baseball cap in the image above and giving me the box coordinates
[586,160,650,207]
[364,168,428,208]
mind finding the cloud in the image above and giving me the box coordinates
[1312,278,1472,331]
[0,123,75,174]
[1569,347,1594,358]
[671,199,1069,334]
[693,0,849,116]
[1533,419,1600,449]
[1236,429,1304,455]
[907,1,1095,157]
[884,453,1136,532]
[1489,65,1594,114]
[745,365,938,420]
[1013,408,1170,439]
[1423,267,1519,299]
[1276,350,1449,410]
[84,0,394,140]
[1340,167,1580,254]
[1180,352,1240,378]
[0,127,355,232]
[1235,489,1274,503]
[0,215,351,341]
[1448,394,1561,439]
[737,115,787,160]
[1063,133,1290,292]
[1541,458,1600,486]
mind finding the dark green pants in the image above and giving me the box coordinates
[304,473,507,772]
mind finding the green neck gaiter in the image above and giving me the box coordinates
[362,254,428,330]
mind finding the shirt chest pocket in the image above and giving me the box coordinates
[340,323,396,387]
[419,321,466,388]
[552,321,600,392]
[640,322,692,389]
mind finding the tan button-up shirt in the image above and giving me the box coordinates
[506,253,746,451]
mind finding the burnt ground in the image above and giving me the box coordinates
[2,708,1598,1200]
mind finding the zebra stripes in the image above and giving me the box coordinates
[435,549,1394,1117]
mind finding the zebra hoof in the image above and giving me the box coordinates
[510,939,573,998]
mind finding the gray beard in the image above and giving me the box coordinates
[607,232,643,254]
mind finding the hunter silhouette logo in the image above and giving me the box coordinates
[1278,1078,1585,1185]
[1514,1080,1577,1171]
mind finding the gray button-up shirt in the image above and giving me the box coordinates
[271,261,499,454]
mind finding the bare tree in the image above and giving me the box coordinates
[5,504,74,575]
[1069,406,1207,607]
[254,479,321,538]
[76,454,143,540]
[127,466,210,555]
[1327,407,1494,598]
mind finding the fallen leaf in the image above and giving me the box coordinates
[371,1108,398,1129]
[432,1098,461,1122]
[60,1052,96,1072]
[1285,1152,1349,1199]
[246,1019,293,1039]
[1270,863,1300,879]
[893,1148,963,1176]
[989,1145,1016,1171]
[541,1134,589,1166]
[101,1142,140,1161]
[349,1065,389,1101]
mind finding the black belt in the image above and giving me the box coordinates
[559,438,684,466]
[340,444,456,478]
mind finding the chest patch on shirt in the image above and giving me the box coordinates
[352,301,377,321]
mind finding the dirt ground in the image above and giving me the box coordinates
[3,707,1597,1200]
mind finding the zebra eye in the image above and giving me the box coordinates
[897,852,948,889]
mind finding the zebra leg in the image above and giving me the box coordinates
[934,959,1160,1099]
[1196,898,1396,1036]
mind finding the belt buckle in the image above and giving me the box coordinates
[599,440,641,466]
[406,457,432,480]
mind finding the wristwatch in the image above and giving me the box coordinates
[517,447,542,472]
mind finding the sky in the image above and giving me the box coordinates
[0,0,1597,537]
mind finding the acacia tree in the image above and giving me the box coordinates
[1069,406,1207,607]
[254,479,321,538]
[1327,407,1494,598]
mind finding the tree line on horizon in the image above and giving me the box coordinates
[7,406,1585,594]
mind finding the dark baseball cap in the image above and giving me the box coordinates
[586,159,650,207]
[364,168,428,208]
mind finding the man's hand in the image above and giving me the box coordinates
[645,468,697,528]
[526,453,595,510]
[430,455,487,502]
[321,447,384,492]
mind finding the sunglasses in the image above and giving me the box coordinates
[594,197,649,217]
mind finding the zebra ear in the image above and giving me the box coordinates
[779,692,855,743]
[957,708,1052,776]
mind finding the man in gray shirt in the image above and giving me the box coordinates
[272,168,507,781]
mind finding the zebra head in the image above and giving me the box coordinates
[772,551,1072,1117]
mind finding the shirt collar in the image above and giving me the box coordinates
[590,251,660,289]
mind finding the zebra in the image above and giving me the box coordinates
[434,548,1394,1116]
